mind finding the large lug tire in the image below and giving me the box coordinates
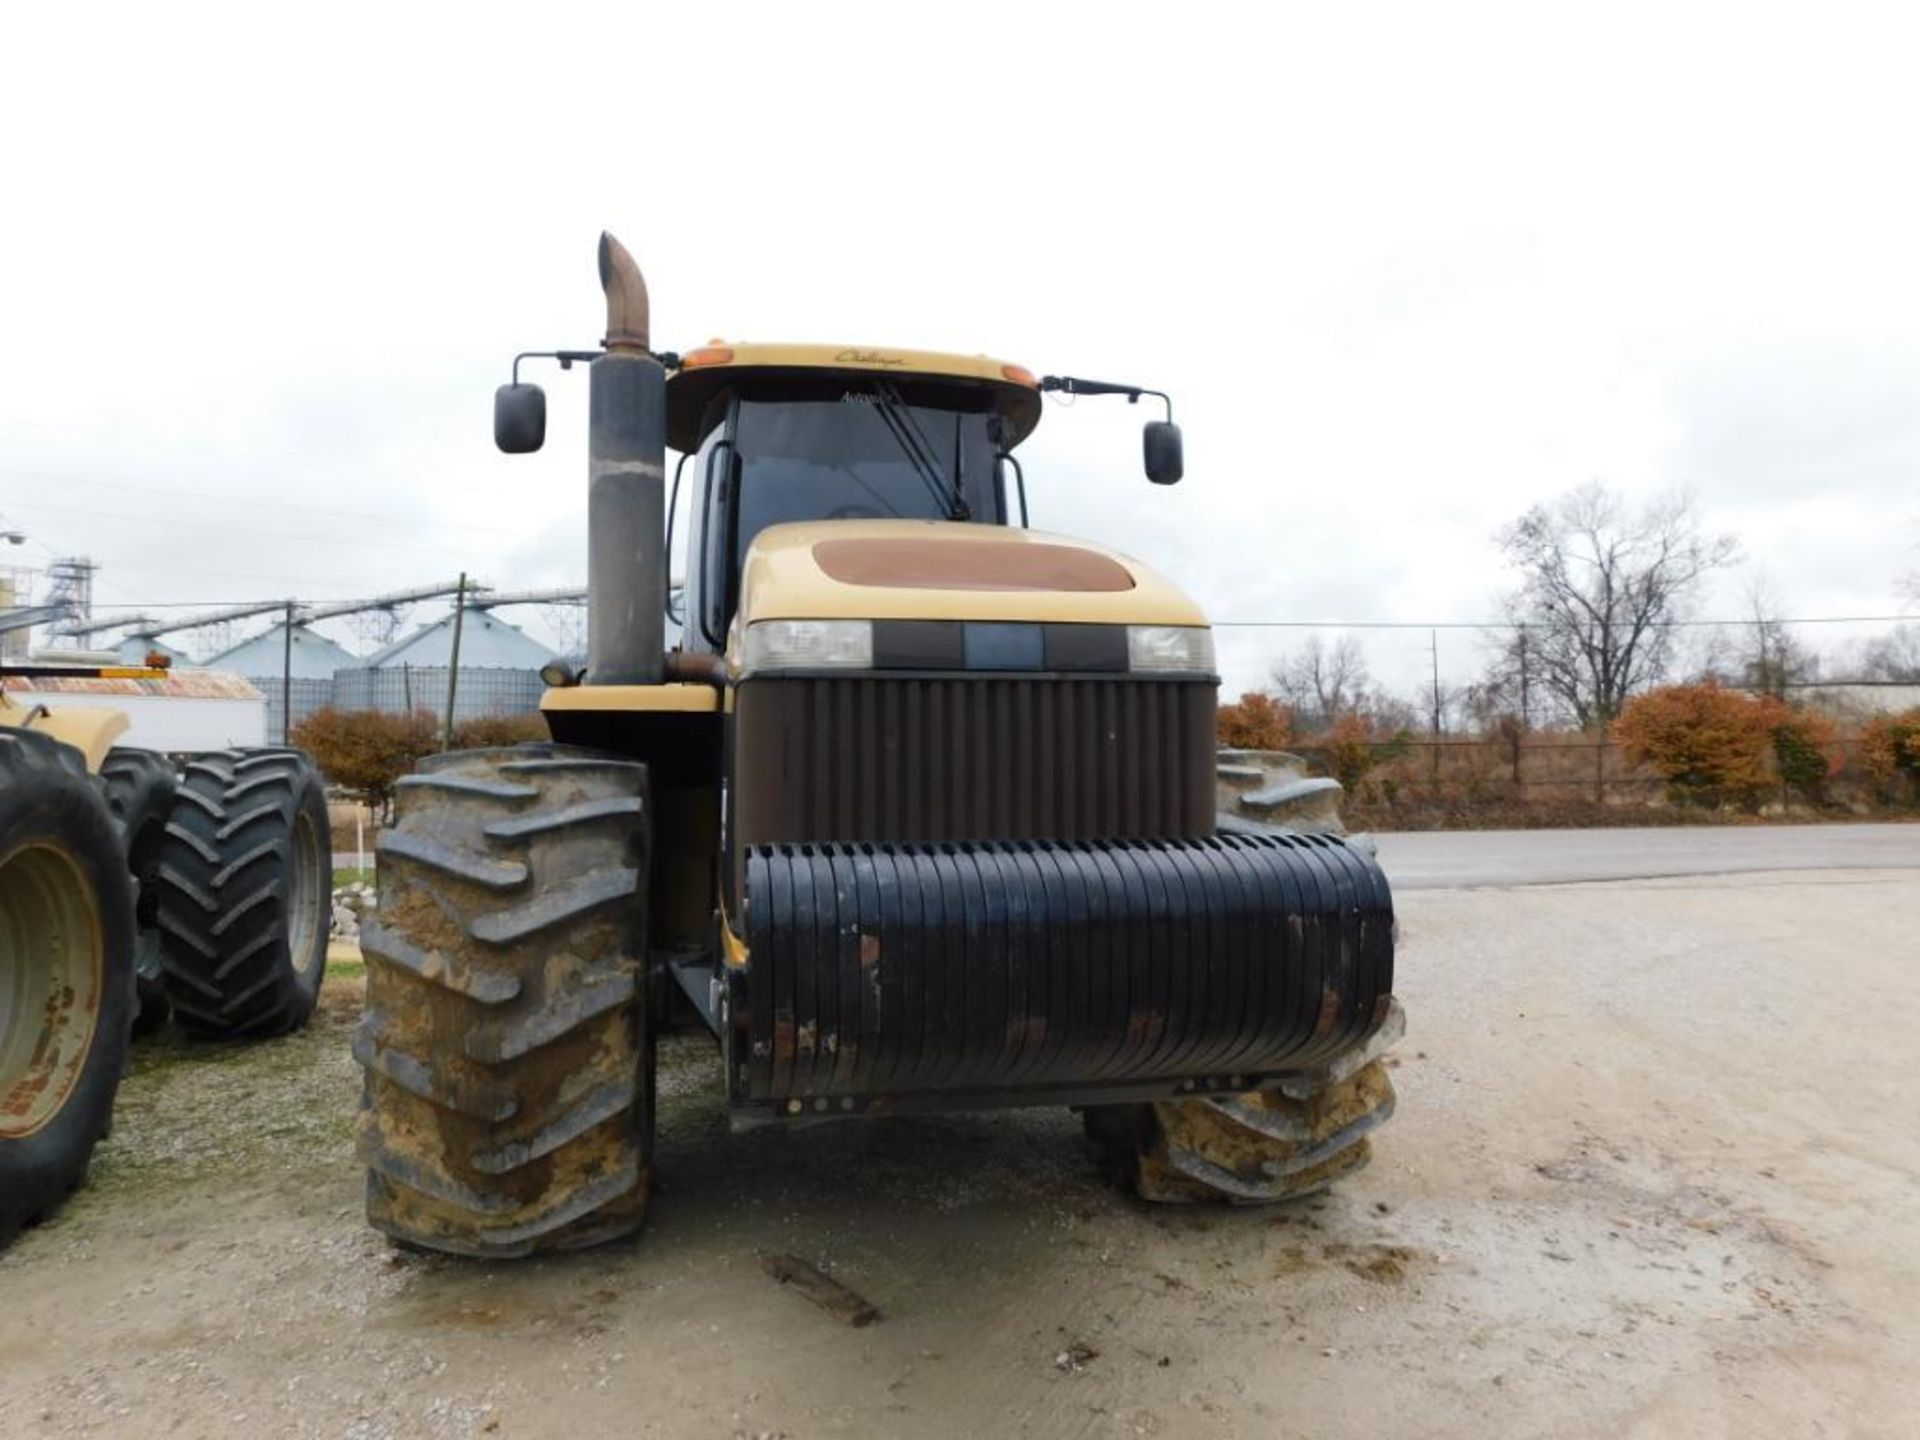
[155,748,332,1039]
[1084,749,1401,1205]
[0,729,136,1247]
[1086,1002,1403,1204]
[97,748,177,1039]
[1217,748,1349,836]
[356,743,653,1259]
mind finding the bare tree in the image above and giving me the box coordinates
[1270,635,1371,732]
[1493,482,1737,727]
[1460,668,1522,731]
[1738,576,1820,700]
[1861,623,1920,683]
[1365,686,1422,734]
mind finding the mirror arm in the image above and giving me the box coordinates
[511,348,606,385]
[1039,375,1174,422]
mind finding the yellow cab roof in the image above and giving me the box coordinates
[664,342,1043,453]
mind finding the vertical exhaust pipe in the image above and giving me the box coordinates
[587,232,666,685]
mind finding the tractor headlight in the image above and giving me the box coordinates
[1126,625,1215,674]
[740,619,874,674]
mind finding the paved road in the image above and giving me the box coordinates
[1374,821,1920,888]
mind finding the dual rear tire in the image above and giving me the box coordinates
[2,739,334,1249]
[156,749,332,1039]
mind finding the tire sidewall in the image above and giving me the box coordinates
[284,763,332,1010]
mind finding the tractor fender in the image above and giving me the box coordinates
[2,699,130,774]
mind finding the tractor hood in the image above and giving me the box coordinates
[735,520,1209,629]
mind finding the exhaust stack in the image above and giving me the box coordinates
[587,233,666,685]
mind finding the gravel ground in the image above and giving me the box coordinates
[2,869,1916,1439]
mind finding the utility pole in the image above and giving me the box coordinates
[1517,628,1531,729]
[280,600,294,745]
[442,572,468,752]
[1429,628,1443,784]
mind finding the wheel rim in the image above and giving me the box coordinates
[0,842,104,1138]
[287,810,323,979]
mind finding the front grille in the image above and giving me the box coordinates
[732,675,1218,849]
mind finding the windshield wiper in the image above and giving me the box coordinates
[873,383,969,521]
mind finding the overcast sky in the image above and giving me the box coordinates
[3,2,1916,695]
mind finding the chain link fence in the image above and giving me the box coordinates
[243,666,548,742]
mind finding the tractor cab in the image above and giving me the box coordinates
[494,324,1184,664]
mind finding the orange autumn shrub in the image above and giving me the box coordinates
[1317,712,1400,794]
[1613,684,1773,808]
[1859,706,1920,804]
[1756,699,1842,804]
[1217,691,1293,751]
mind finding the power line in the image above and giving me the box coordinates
[3,497,542,562]
[1213,614,1916,630]
[70,587,587,624]
[74,598,391,609]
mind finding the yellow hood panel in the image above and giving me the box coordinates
[736,521,1208,627]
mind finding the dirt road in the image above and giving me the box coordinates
[3,868,1917,1439]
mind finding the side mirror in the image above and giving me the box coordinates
[494,382,547,453]
[1143,420,1184,485]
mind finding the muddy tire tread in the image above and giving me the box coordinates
[357,743,652,1260]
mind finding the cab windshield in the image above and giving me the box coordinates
[731,387,1003,568]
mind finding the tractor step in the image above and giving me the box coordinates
[726,833,1395,1122]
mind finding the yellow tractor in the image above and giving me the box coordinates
[357,236,1402,1257]
[2,664,333,1245]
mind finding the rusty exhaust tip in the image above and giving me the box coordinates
[597,231,650,354]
